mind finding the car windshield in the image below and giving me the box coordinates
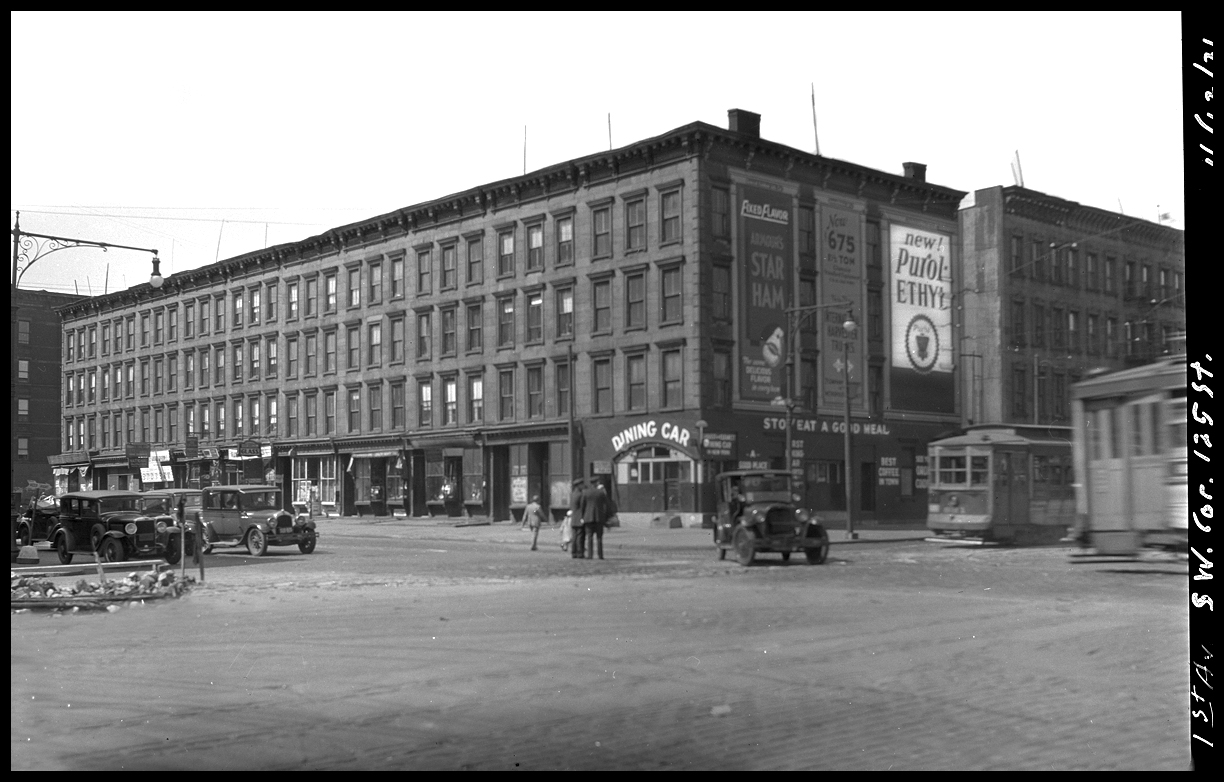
[139,497,170,515]
[243,491,280,511]
[99,497,139,513]
[741,475,789,493]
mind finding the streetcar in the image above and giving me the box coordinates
[1070,355,1187,555]
[926,424,1074,544]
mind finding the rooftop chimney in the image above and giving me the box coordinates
[902,162,927,182]
[728,109,761,139]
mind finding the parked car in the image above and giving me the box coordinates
[138,489,204,556]
[15,494,61,548]
[199,485,317,556]
[712,470,829,565]
[51,490,184,565]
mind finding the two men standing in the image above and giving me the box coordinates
[570,479,612,560]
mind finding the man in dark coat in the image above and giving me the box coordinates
[581,480,611,560]
[569,480,586,559]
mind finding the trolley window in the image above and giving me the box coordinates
[970,456,989,485]
[938,455,966,484]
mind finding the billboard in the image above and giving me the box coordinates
[888,225,954,413]
[820,205,865,411]
[738,185,793,402]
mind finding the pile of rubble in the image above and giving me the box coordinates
[11,570,195,611]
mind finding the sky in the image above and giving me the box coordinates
[11,11,1186,296]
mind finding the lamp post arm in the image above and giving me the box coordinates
[12,214,159,289]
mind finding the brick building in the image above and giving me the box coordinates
[55,109,966,525]
[12,288,82,499]
[957,186,1185,427]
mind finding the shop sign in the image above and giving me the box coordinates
[738,184,793,402]
[511,476,528,505]
[889,224,954,413]
[239,440,260,457]
[186,437,199,459]
[761,416,892,437]
[199,447,220,460]
[126,442,151,472]
[260,445,273,459]
[701,432,738,458]
[878,456,901,487]
[610,419,694,454]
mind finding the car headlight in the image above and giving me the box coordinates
[155,521,167,533]
[794,508,811,523]
[124,522,138,535]
[748,508,766,525]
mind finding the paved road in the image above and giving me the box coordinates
[11,525,1190,770]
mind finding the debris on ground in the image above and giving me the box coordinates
[11,570,195,612]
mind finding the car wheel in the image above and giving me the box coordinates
[297,530,317,555]
[16,523,31,548]
[780,551,791,563]
[247,528,268,557]
[90,524,107,552]
[164,539,182,565]
[805,537,829,565]
[55,535,74,565]
[101,537,126,563]
[733,526,756,566]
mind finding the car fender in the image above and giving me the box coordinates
[54,527,76,550]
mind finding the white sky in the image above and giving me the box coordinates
[11,11,1185,296]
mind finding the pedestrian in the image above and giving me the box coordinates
[569,480,586,559]
[523,494,546,551]
[581,480,611,560]
[560,509,574,552]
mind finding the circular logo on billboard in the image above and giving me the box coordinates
[904,314,939,373]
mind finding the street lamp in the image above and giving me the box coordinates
[11,211,162,291]
[841,312,858,540]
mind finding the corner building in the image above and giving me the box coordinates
[56,109,965,526]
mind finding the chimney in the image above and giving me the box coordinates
[902,162,927,182]
[728,109,761,139]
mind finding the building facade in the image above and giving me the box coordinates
[55,110,965,525]
[12,289,82,500]
[958,186,1185,428]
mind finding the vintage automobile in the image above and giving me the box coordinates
[51,490,184,565]
[712,470,830,565]
[138,489,204,556]
[199,485,317,556]
[15,493,61,548]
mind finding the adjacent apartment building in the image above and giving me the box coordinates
[54,109,966,525]
[957,186,1185,428]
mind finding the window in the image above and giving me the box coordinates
[287,281,299,319]
[712,187,731,239]
[441,308,457,356]
[417,249,432,294]
[498,297,515,348]
[1124,261,1136,298]
[1105,256,1117,294]
[418,379,432,427]
[348,388,361,433]
[660,265,682,324]
[126,316,136,349]
[1032,304,1045,348]
[101,368,109,400]
[305,277,318,317]
[168,355,178,391]
[1010,236,1024,275]
[1051,248,1064,285]
[66,330,75,360]
[89,371,98,402]
[519,365,541,418]
[797,206,815,258]
[102,322,112,354]
[305,333,318,376]
[266,284,277,321]
[198,351,209,388]
[345,270,358,308]
[346,326,359,370]
[443,377,458,425]
[526,293,543,343]
[1141,264,1152,299]
[266,337,278,378]
[391,255,405,298]
[390,317,405,362]
[286,396,298,437]
[466,238,483,285]
[467,303,483,352]
[17,437,28,460]
[215,401,226,439]
[627,354,646,410]
[391,383,406,428]
[232,344,243,383]
[88,326,98,357]
[498,230,515,277]
[498,369,514,421]
[249,397,260,435]
[665,350,685,411]
[368,323,383,366]
[233,292,244,327]
[1011,301,1026,348]
[1051,307,1065,350]
[1086,252,1100,290]
[556,216,574,265]
[468,375,484,423]
[556,360,571,417]
[368,261,382,304]
[713,265,732,321]
[325,330,338,373]
[326,273,339,312]
[626,198,646,251]
[1030,240,1044,282]
[441,244,457,289]
[141,313,151,347]
[417,312,431,359]
[1067,311,1080,353]
[714,350,729,406]
[1087,314,1100,355]
[368,384,382,430]
[593,357,612,414]
[232,399,243,437]
[527,224,544,271]
[867,287,882,341]
[18,398,29,419]
[1012,365,1027,419]
[1067,247,1079,288]
[317,391,333,435]
[593,279,611,333]
[1106,317,1118,357]
[18,359,29,381]
[556,287,574,338]
[214,297,225,332]
[593,205,611,257]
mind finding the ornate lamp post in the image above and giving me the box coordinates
[12,211,162,291]
[841,311,858,540]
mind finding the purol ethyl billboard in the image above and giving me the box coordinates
[888,225,954,413]
[738,186,793,402]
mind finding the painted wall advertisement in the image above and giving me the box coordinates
[738,185,793,403]
[888,225,954,413]
[820,205,866,411]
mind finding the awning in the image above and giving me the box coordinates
[349,450,401,459]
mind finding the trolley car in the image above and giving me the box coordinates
[1070,356,1187,554]
[926,424,1074,544]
